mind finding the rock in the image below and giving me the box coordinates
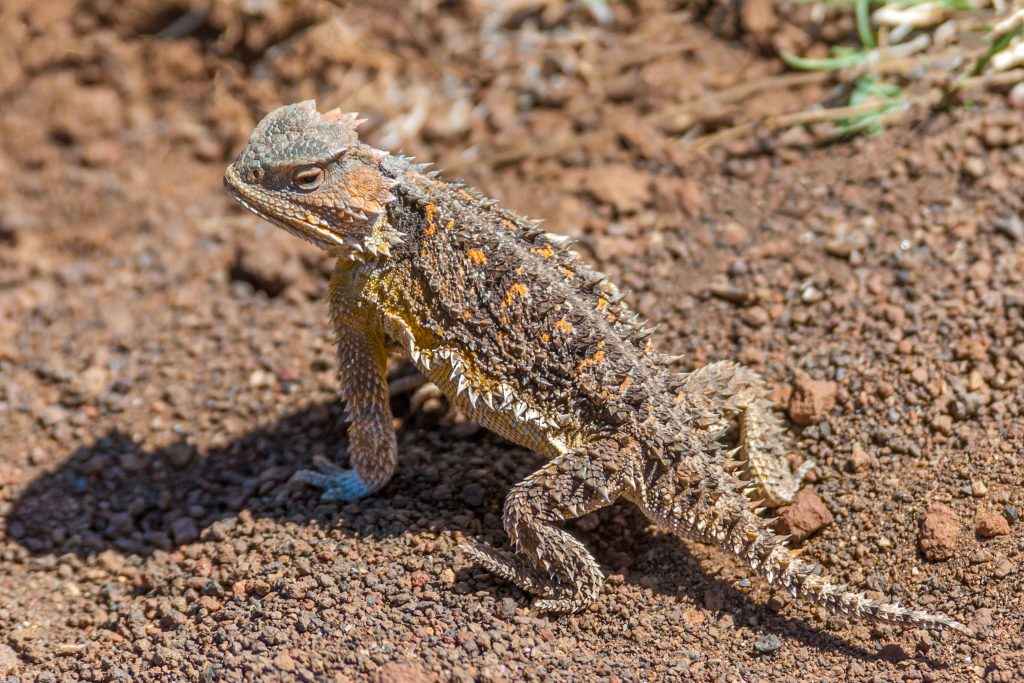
[878,643,909,663]
[38,404,67,427]
[976,511,1011,539]
[775,488,834,543]
[787,374,837,426]
[847,444,872,473]
[158,603,187,629]
[583,165,651,214]
[272,652,296,672]
[78,365,108,399]
[170,517,199,545]
[931,414,953,436]
[954,336,989,361]
[97,549,126,574]
[962,157,986,179]
[753,634,782,654]
[970,480,988,498]
[677,178,704,216]
[719,222,750,247]
[918,504,961,561]
[376,662,431,683]
[1009,80,1024,109]
[992,559,1013,579]
[460,482,484,507]
[496,597,517,620]
[740,0,777,44]
[970,607,994,632]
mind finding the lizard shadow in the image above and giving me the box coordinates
[7,400,951,666]
[6,398,485,561]
[460,506,952,667]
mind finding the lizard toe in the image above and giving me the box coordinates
[293,467,377,501]
[461,541,574,605]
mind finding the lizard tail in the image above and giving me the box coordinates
[650,474,970,634]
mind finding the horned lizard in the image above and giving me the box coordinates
[223,101,967,633]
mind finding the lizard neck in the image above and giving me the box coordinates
[324,211,403,263]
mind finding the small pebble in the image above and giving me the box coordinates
[976,511,1011,538]
[754,634,783,654]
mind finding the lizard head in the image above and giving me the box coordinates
[224,100,400,257]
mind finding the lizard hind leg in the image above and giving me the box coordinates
[462,438,634,613]
[682,361,814,507]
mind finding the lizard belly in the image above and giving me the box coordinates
[382,313,570,459]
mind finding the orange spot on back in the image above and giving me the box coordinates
[424,204,437,235]
[577,349,606,374]
[541,333,551,342]
[532,245,554,259]
[553,319,573,334]
[466,248,488,265]
[501,219,517,230]
[559,266,574,280]
[502,283,529,307]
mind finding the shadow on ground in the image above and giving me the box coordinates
[6,403,945,664]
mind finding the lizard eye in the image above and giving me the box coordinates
[291,165,324,192]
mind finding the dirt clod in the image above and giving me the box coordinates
[976,511,1012,539]
[918,504,962,561]
[787,374,837,426]
[775,488,834,543]
[847,444,872,473]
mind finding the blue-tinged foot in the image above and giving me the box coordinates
[293,455,379,502]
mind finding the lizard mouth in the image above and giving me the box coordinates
[223,164,350,252]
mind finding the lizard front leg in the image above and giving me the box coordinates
[463,438,635,612]
[295,274,397,501]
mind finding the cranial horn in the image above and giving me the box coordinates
[322,108,367,129]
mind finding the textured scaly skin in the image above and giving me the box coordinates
[222,101,968,633]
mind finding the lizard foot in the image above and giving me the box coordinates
[292,454,378,502]
[461,541,590,613]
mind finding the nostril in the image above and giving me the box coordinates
[248,167,263,182]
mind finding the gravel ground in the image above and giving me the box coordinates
[0,1,1021,681]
